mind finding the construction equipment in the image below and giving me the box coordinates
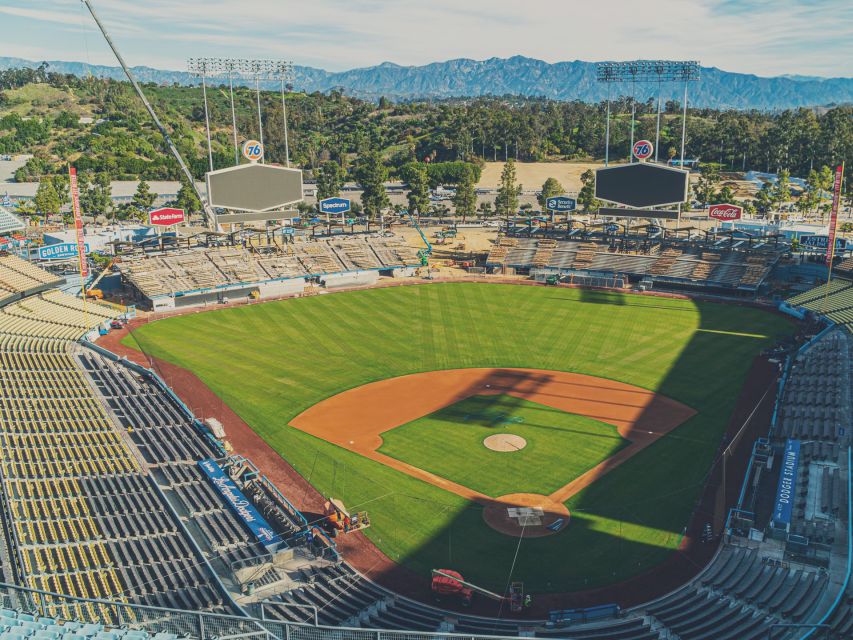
[431,570,473,606]
[430,570,526,612]
[85,258,117,298]
[321,497,370,536]
[401,210,432,262]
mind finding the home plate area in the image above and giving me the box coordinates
[507,506,544,526]
[483,493,571,538]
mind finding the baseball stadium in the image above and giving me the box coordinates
[0,5,851,640]
[2,216,853,640]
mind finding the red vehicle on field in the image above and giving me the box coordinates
[430,569,527,612]
[430,569,473,606]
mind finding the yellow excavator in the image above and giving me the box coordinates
[85,258,117,300]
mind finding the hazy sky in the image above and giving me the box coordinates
[1,0,851,77]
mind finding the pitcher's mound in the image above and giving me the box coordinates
[484,433,527,452]
[483,493,570,538]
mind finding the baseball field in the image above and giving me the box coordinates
[124,283,793,593]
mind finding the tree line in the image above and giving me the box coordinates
[0,66,849,219]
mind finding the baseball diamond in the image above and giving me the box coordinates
[123,282,793,593]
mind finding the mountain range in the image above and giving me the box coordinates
[2,55,851,111]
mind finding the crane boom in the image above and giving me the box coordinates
[402,210,432,257]
[431,570,504,601]
[81,0,216,229]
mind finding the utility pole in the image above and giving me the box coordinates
[280,76,291,167]
[228,64,239,165]
[679,79,689,169]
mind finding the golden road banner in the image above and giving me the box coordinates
[68,167,88,278]
[826,163,844,267]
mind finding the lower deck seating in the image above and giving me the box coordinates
[645,545,829,640]
[826,582,853,638]
[0,296,232,619]
[267,564,658,639]
[78,352,281,573]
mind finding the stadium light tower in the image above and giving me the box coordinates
[188,58,294,167]
[596,60,700,166]
[186,58,215,172]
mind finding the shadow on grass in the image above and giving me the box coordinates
[382,297,790,606]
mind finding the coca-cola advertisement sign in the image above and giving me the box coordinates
[149,207,186,226]
[708,203,743,221]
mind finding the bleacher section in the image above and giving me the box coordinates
[0,287,230,620]
[0,255,64,307]
[486,238,777,290]
[787,277,853,332]
[118,236,421,301]
[646,546,827,640]
[775,331,851,446]
[77,352,305,577]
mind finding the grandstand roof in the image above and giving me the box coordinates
[0,206,25,235]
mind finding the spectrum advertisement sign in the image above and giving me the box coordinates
[319,197,352,215]
[545,196,576,212]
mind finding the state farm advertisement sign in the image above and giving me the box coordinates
[149,207,186,226]
[708,203,743,221]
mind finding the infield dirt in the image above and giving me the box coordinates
[290,367,695,507]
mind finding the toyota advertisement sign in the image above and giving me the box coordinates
[149,207,186,226]
[708,203,743,221]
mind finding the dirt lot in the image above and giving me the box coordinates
[477,161,608,191]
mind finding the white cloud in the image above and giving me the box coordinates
[1,0,850,77]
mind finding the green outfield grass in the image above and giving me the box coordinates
[379,394,628,497]
[124,283,793,592]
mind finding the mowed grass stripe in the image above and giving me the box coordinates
[379,394,629,497]
[126,283,793,592]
